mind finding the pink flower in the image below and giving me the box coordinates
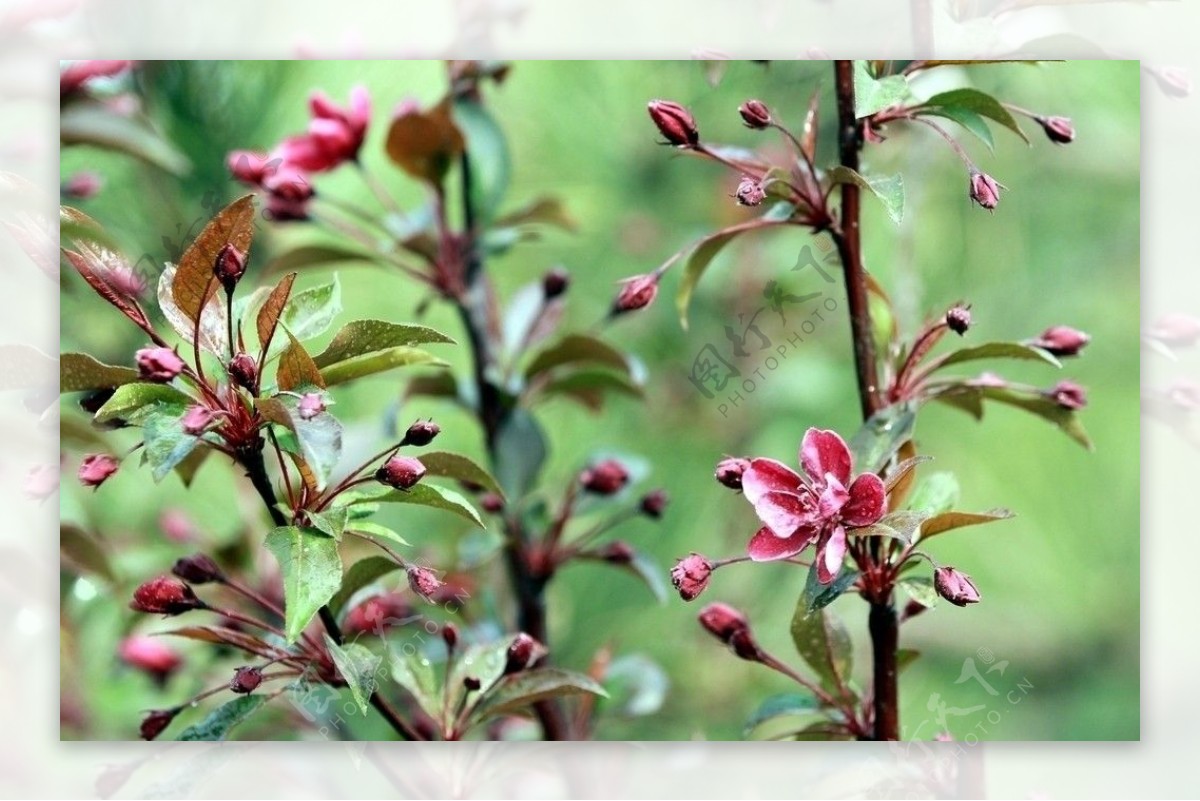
[273,87,371,173]
[118,635,182,682]
[78,454,119,488]
[670,553,713,601]
[60,60,131,96]
[226,150,277,186]
[742,428,886,583]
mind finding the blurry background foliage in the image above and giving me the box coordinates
[60,60,1138,740]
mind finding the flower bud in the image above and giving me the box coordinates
[671,553,714,602]
[376,455,426,490]
[1048,380,1088,410]
[400,419,440,447]
[406,565,444,601]
[139,708,179,741]
[228,352,258,391]
[171,553,224,584]
[480,493,505,514]
[734,176,766,207]
[463,676,482,692]
[160,509,199,543]
[945,305,971,336]
[136,347,184,382]
[542,266,570,299]
[968,170,1002,211]
[297,392,326,420]
[441,622,459,650]
[130,576,206,615]
[63,171,103,200]
[1037,115,1075,144]
[78,453,120,488]
[181,405,218,436]
[933,566,981,607]
[342,593,413,636]
[647,99,699,147]
[580,459,630,495]
[698,602,749,643]
[640,489,669,518]
[227,150,274,186]
[598,540,635,564]
[728,628,765,662]
[229,666,263,694]
[213,243,247,289]
[714,456,751,491]
[503,632,544,675]
[738,99,772,129]
[1030,325,1090,357]
[118,635,182,682]
[1149,313,1200,347]
[612,273,660,315]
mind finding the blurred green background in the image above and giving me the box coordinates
[60,60,1139,741]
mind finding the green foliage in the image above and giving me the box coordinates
[264,526,343,643]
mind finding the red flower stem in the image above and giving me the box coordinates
[832,60,898,741]
[908,115,978,172]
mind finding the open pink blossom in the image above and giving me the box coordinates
[742,428,886,583]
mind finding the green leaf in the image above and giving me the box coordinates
[257,394,342,490]
[471,668,606,722]
[307,507,349,541]
[906,472,960,516]
[60,352,139,393]
[980,386,1093,449]
[390,646,444,722]
[801,563,860,614]
[848,402,917,474]
[61,98,189,174]
[277,276,342,347]
[920,508,1015,541]
[743,692,821,740]
[330,555,402,615]
[91,382,191,424]
[61,523,117,584]
[827,166,905,224]
[264,526,343,643]
[176,695,268,741]
[602,654,669,718]
[268,243,379,274]
[347,522,411,548]
[898,576,939,608]
[140,405,201,482]
[853,60,910,118]
[494,408,547,500]
[610,550,669,604]
[790,606,852,694]
[876,509,931,543]
[447,635,533,719]
[454,97,511,225]
[320,346,446,386]
[525,333,630,380]
[791,722,855,741]
[323,635,382,715]
[917,105,995,152]
[932,341,1061,372]
[370,483,483,527]
[675,217,788,329]
[920,88,1029,143]
[537,368,643,411]
[313,320,455,368]
[417,451,505,501]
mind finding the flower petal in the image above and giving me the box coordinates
[743,458,803,505]
[818,472,849,518]
[842,472,887,527]
[800,428,853,486]
[817,525,847,584]
[753,490,818,538]
[748,524,818,562]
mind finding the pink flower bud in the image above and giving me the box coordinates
[714,456,751,491]
[480,493,505,513]
[933,566,981,606]
[612,273,660,315]
[441,623,459,650]
[139,708,179,741]
[738,99,772,129]
[213,243,247,288]
[376,455,426,490]
[297,392,326,420]
[159,509,199,543]
[1037,115,1075,144]
[647,99,699,147]
[136,347,184,382]
[226,150,275,186]
[698,602,749,643]
[406,565,444,601]
[228,352,258,391]
[63,171,103,199]
[734,176,766,207]
[945,305,971,335]
[580,459,630,495]
[598,541,635,564]
[118,635,182,682]
[229,666,263,694]
[78,454,119,488]
[542,267,570,299]
[728,628,765,662]
[640,489,669,518]
[968,170,1002,211]
[181,405,218,436]
[503,632,545,674]
[130,576,206,615]
[400,419,440,447]
[1031,325,1090,357]
[342,593,413,636]
[1148,313,1200,347]
[171,553,224,584]
[671,553,713,601]
[1048,380,1088,410]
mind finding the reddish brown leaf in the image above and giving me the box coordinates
[256,272,297,353]
[172,195,256,325]
[63,249,148,330]
[385,99,465,185]
[800,88,820,164]
[276,330,326,391]
[160,626,280,660]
